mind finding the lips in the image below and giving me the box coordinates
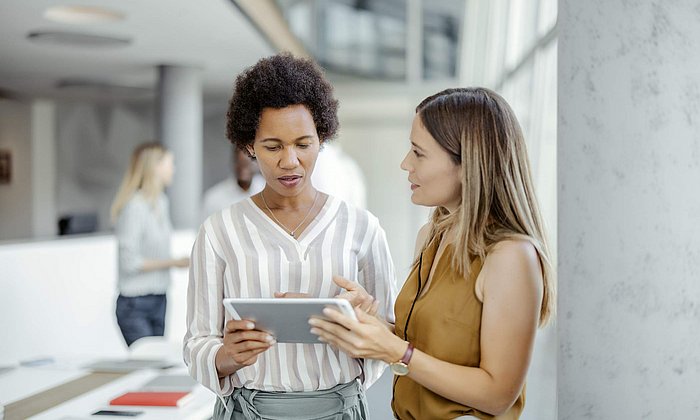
[278,174,302,188]
[408,179,419,191]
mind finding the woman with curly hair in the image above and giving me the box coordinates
[184,53,397,419]
[310,88,555,419]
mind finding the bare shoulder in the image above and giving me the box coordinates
[477,239,543,300]
[488,239,540,266]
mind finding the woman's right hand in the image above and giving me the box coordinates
[215,319,276,378]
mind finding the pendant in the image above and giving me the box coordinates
[290,232,295,238]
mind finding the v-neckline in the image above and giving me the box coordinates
[417,235,452,299]
[245,194,337,246]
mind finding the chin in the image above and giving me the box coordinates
[410,194,425,206]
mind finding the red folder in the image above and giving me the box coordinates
[110,391,192,407]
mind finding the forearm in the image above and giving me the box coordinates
[406,349,518,416]
[141,258,177,272]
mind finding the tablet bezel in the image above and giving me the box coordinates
[222,298,357,344]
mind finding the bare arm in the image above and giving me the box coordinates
[311,239,543,416]
[141,257,189,272]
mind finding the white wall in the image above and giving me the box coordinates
[55,101,155,232]
[0,99,33,240]
[559,1,700,418]
[54,99,236,235]
[336,86,433,281]
[0,231,194,364]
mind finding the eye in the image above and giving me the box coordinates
[413,149,423,158]
[264,146,281,151]
[297,143,311,149]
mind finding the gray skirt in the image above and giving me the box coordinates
[213,380,369,420]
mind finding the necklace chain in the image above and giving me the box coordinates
[261,190,319,238]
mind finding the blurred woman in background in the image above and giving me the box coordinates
[111,142,189,347]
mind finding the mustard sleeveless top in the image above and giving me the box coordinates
[392,235,525,420]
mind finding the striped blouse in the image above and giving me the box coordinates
[183,195,397,399]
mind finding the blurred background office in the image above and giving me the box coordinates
[0,0,558,419]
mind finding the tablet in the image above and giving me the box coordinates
[222,298,357,344]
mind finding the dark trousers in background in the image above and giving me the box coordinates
[116,294,166,346]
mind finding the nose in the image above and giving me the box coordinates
[400,151,411,172]
[279,146,299,169]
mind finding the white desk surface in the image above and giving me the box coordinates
[27,368,215,420]
[0,366,89,405]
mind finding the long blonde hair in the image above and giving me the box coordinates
[110,142,169,223]
[415,87,555,326]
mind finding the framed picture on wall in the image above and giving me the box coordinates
[0,149,11,184]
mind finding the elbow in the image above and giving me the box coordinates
[479,391,520,416]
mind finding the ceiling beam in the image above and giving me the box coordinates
[232,0,310,58]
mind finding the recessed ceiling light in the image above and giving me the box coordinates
[56,79,151,97]
[27,31,131,48]
[44,5,125,24]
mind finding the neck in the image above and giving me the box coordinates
[443,202,459,214]
[238,178,252,191]
[261,185,318,211]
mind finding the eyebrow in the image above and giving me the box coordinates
[260,135,315,143]
[410,141,425,151]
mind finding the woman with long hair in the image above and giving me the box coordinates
[183,54,396,419]
[111,142,189,347]
[310,87,555,419]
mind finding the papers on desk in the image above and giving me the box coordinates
[83,359,175,373]
[140,374,198,392]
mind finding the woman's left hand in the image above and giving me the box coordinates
[332,276,380,317]
[309,306,406,363]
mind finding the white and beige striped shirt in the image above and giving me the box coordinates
[184,195,397,398]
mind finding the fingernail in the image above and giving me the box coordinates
[318,336,326,342]
[308,319,318,325]
[266,335,275,342]
[310,328,319,335]
[246,322,255,329]
[322,308,331,315]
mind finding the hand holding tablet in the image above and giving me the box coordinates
[223,298,357,344]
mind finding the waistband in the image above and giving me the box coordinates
[221,380,365,420]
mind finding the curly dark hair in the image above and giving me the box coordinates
[226,53,339,151]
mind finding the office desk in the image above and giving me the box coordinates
[27,369,215,420]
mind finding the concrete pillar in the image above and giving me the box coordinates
[31,100,57,237]
[156,65,202,229]
[558,1,700,418]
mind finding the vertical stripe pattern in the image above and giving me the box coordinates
[183,196,397,397]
